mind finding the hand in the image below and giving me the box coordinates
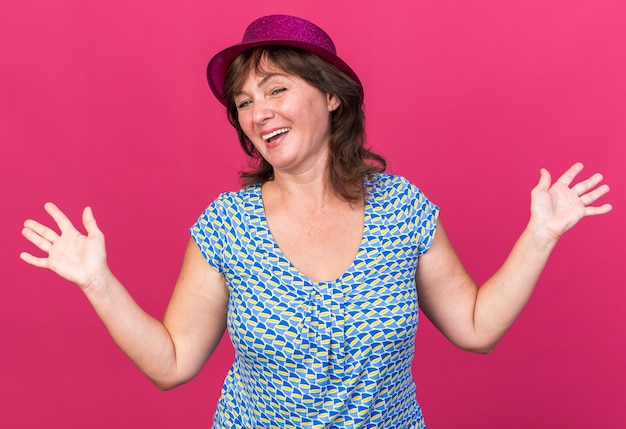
[20,202,110,290]
[529,162,612,243]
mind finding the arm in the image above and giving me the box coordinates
[20,203,229,390]
[416,163,612,353]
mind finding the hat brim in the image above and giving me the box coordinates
[207,40,363,106]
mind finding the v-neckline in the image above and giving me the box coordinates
[254,183,371,285]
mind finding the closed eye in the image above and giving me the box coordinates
[236,99,252,110]
[271,87,287,96]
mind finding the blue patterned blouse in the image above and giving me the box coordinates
[191,174,439,428]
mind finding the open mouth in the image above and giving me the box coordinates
[262,127,291,143]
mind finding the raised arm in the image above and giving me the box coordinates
[416,163,612,353]
[20,203,229,389]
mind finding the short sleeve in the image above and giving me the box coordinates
[410,184,440,256]
[190,196,227,274]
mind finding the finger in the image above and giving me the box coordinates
[82,207,102,236]
[23,219,60,244]
[555,162,584,187]
[44,202,76,233]
[22,226,54,253]
[19,251,49,269]
[580,184,611,205]
[585,203,613,217]
[571,173,604,197]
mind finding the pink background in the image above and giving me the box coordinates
[2,0,624,427]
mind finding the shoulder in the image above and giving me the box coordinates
[366,173,439,226]
[202,184,261,213]
[192,184,261,231]
[366,173,429,202]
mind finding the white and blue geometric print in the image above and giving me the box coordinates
[191,174,439,428]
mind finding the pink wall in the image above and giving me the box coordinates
[2,0,624,427]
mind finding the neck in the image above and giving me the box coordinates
[265,169,337,209]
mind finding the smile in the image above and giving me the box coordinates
[262,128,291,142]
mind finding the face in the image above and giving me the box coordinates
[233,63,340,177]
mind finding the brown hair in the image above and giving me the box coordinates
[223,46,386,202]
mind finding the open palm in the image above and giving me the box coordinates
[21,202,109,290]
[530,162,612,241]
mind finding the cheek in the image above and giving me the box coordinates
[236,113,254,135]
[297,99,331,127]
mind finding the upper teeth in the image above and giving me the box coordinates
[262,128,290,141]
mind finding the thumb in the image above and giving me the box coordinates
[82,207,102,236]
[533,168,552,193]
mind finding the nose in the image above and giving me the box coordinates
[251,98,274,124]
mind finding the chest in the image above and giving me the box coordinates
[265,205,364,283]
[225,244,420,372]
[222,201,422,363]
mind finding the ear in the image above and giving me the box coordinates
[327,93,340,112]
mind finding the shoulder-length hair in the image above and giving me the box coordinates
[222,46,386,202]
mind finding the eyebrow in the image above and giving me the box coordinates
[258,72,288,85]
[234,72,289,98]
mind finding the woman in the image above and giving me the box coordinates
[20,15,612,428]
